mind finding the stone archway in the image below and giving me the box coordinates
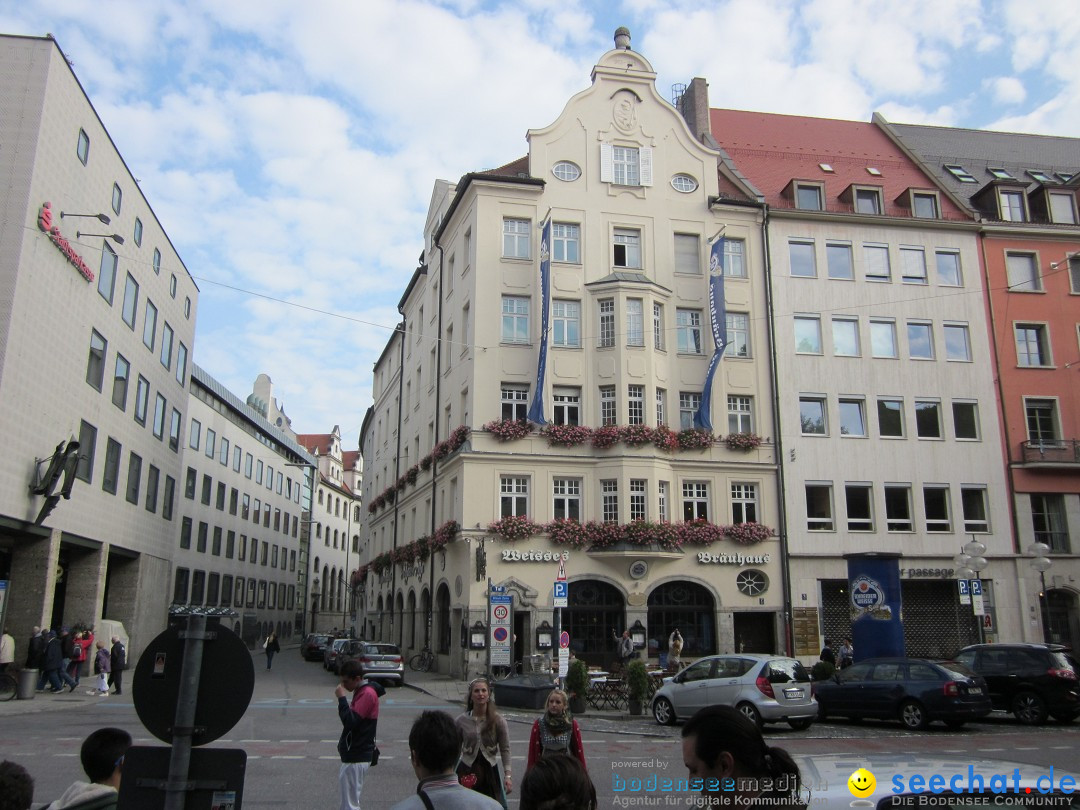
[563,579,625,669]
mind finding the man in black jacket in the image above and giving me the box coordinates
[334,661,384,810]
[109,638,126,696]
[25,627,44,670]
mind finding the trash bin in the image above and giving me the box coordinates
[17,669,38,700]
[493,674,557,710]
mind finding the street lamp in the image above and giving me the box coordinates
[310,576,322,635]
[1027,542,1053,643]
[954,539,988,643]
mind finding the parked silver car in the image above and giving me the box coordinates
[650,654,816,729]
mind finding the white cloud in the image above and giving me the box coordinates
[986,76,1026,105]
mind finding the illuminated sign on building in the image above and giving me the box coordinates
[37,202,95,282]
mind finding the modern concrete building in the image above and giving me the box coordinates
[359,30,782,678]
[0,34,198,656]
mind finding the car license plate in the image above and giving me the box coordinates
[968,687,982,694]
[783,688,804,698]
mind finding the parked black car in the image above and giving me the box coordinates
[815,657,991,730]
[301,633,332,662]
[954,643,1079,724]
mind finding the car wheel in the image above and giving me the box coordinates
[737,702,763,729]
[652,697,676,725]
[944,719,965,730]
[899,699,929,730]
[788,718,813,731]
[1012,692,1048,725]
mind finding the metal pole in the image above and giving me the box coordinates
[1040,570,1050,644]
[164,613,207,810]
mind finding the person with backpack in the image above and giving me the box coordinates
[264,632,280,670]
[334,660,383,810]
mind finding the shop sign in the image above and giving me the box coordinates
[501,549,569,562]
[850,575,887,616]
[900,567,954,578]
[695,551,771,566]
[37,203,95,282]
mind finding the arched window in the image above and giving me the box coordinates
[648,581,716,657]
[395,591,405,647]
[564,580,625,667]
[436,583,451,654]
[406,590,417,650]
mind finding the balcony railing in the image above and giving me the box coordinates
[1020,440,1080,465]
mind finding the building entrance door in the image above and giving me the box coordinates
[732,612,775,654]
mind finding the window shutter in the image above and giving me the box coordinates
[640,147,653,186]
[600,143,613,183]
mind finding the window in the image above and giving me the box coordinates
[229,488,238,516]
[585,298,614,351]
[600,386,616,426]
[724,239,747,278]
[1048,192,1077,225]
[877,398,904,438]
[97,243,117,304]
[907,321,934,359]
[682,482,708,521]
[169,409,181,452]
[989,167,1014,180]
[125,452,142,504]
[552,223,580,263]
[216,481,226,511]
[789,240,816,277]
[86,330,106,390]
[923,486,952,532]
[553,478,581,521]
[552,162,581,182]
[952,400,980,440]
[613,228,642,269]
[671,174,697,192]
[674,234,700,274]
[653,303,664,350]
[1025,398,1060,446]
[233,446,241,472]
[77,129,90,164]
[676,309,702,354]
[794,316,822,354]
[805,484,833,530]
[145,465,159,513]
[111,183,122,215]
[1015,324,1051,366]
[501,384,528,421]
[999,189,1026,222]
[827,243,854,280]
[134,375,149,425]
[153,248,161,275]
[611,145,641,186]
[160,322,174,369]
[500,476,528,517]
[961,488,989,533]
[731,483,757,524]
[205,429,216,460]
[1006,253,1041,291]
[935,251,962,286]
[832,318,859,357]
[885,485,913,531]
[915,400,942,439]
[864,244,891,282]
[679,392,701,430]
[838,398,866,437]
[625,299,644,347]
[846,484,874,531]
[658,481,669,522]
[185,467,196,500]
[912,192,939,218]
[944,165,977,183]
[133,217,143,246]
[870,320,898,358]
[726,313,750,358]
[728,395,753,434]
[624,479,646,521]
[174,568,190,603]
[597,480,618,522]
[795,183,823,210]
[162,475,176,520]
[656,389,666,425]
[854,188,882,215]
[143,300,157,350]
[800,397,827,435]
[503,218,530,259]
[202,475,212,506]
[900,247,927,283]
[75,420,97,482]
[628,385,644,425]
[122,274,139,329]
[1031,494,1069,552]
[501,296,529,343]
[102,438,121,494]
[189,420,202,450]
[944,324,971,361]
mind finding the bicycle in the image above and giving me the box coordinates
[409,646,435,673]
[0,671,17,701]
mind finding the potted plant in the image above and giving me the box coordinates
[566,658,589,715]
[811,660,836,682]
[625,659,649,716]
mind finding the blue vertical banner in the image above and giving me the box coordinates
[844,553,905,662]
[527,219,551,425]
[693,237,728,431]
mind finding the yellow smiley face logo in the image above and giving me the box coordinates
[848,768,876,798]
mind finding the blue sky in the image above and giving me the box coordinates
[4,0,1077,449]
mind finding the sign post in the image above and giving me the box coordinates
[490,584,512,670]
[970,579,985,644]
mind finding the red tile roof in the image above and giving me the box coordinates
[341,450,360,471]
[295,433,331,455]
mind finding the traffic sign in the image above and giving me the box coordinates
[970,579,985,616]
[957,579,970,606]
[559,631,570,649]
[490,585,507,594]
[553,581,568,608]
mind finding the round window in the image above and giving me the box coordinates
[553,161,582,182]
[736,569,769,596]
[671,174,698,193]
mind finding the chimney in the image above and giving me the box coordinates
[614,27,631,50]
[675,77,711,144]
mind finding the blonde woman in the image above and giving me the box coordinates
[526,688,586,772]
[455,677,512,808]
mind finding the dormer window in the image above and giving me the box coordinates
[998,189,1027,222]
[945,164,977,183]
[1048,192,1078,224]
[1028,170,1052,184]
[854,187,883,215]
[794,182,824,211]
[912,191,940,219]
[1056,173,1074,183]
[988,168,1014,180]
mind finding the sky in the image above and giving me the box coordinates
[4,0,1078,452]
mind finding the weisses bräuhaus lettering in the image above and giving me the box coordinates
[696,552,771,566]
[501,549,571,562]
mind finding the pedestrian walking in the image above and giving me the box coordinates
[0,631,14,674]
[526,688,586,772]
[68,631,90,685]
[335,660,383,810]
[389,710,502,809]
[668,628,684,668]
[455,677,512,808]
[264,632,280,670]
[109,637,125,696]
[25,626,44,670]
[90,640,110,696]
[520,754,596,810]
[39,631,77,693]
[612,629,634,669]
[838,637,854,669]
[46,726,131,809]
[819,639,836,667]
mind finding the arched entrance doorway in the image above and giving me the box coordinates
[563,579,624,669]
[647,581,717,659]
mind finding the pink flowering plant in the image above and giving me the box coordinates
[677,428,715,451]
[676,519,726,546]
[488,515,541,541]
[545,519,592,548]
[725,521,772,545]
[591,424,622,449]
[483,418,533,441]
[622,520,680,549]
[651,424,680,452]
[405,465,420,485]
[620,424,655,447]
[540,423,593,447]
[432,520,459,551]
[724,432,763,451]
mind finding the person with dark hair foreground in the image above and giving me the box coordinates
[519,754,596,810]
[335,660,383,810]
[682,706,803,808]
[0,760,34,810]
[47,727,132,809]
[390,710,502,809]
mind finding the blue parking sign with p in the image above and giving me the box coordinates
[958,580,969,595]
[970,579,983,595]
[554,582,567,599]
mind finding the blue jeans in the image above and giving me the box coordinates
[266,651,275,669]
